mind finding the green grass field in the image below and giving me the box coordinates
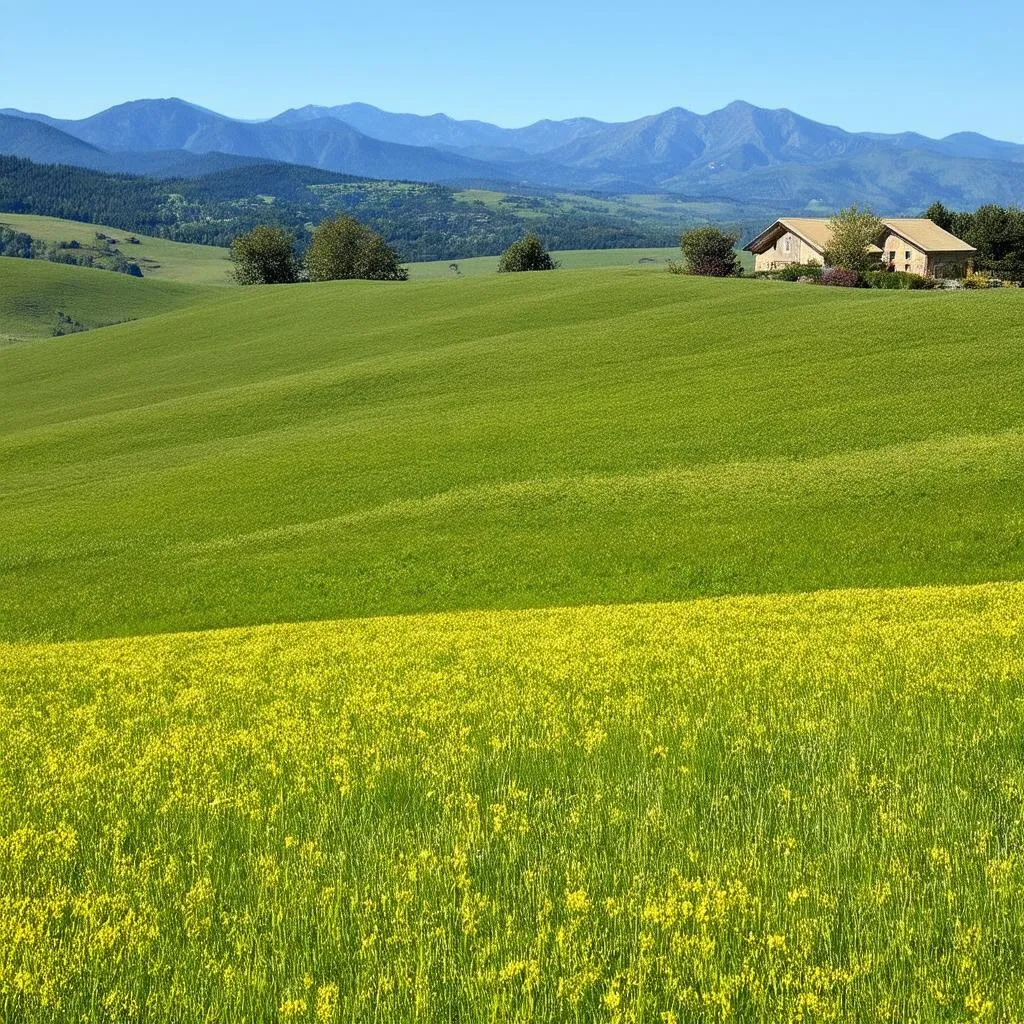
[1,260,218,344]
[407,247,679,278]
[2,266,1023,1020]
[407,247,753,278]
[0,213,233,286]
[2,272,1021,640]
[0,257,218,342]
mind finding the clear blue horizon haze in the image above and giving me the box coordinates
[2,0,1022,142]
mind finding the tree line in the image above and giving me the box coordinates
[234,223,563,283]
[0,156,680,262]
[925,201,1024,281]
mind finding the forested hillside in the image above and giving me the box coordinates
[0,156,693,259]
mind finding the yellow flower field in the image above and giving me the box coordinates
[1,583,1022,1022]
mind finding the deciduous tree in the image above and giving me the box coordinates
[230,226,298,285]
[822,205,884,273]
[497,233,557,272]
[679,227,740,277]
[306,216,407,281]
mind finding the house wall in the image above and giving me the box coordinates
[927,254,972,279]
[753,231,824,272]
[881,233,928,276]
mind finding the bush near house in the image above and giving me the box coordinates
[755,262,823,282]
[760,266,938,290]
[678,226,741,277]
[820,267,861,288]
[862,270,935,290]
[963,272,992,290]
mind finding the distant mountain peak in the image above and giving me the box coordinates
[3,97,1024,209]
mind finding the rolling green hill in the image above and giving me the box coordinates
[1,269,1021,641]
[0,257,217,343]
[0,212,233,285]
[3,264,1024,1021]
[408,246,753,277]
[408,246,679,277]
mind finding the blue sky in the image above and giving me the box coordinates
[3,0,1022,141]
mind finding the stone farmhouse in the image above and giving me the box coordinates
[745,217,976,278]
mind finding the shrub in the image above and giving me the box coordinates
[820,267,861,288]
[665,260,686,275]
[862,270,933,290]
[497,234,558,273]
[230,226,299,286]
[52,311,86,337]
[306,216,408,282]
[963,272,990,290]
[679,226,740,277]
[761,262,823,282]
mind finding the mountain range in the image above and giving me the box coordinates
[4,97,1024,211]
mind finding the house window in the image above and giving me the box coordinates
[889,251,896,262]
[905,250,911,260]
[783,236,791,254]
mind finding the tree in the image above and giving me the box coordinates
[924,201,953,233]
[822,205,885,273]
[969,204,1024,262]
[354,231,409,282]
[497,233,557,272]
[230,226,298,285]
[306,215,407,281]
[679,226,740,277]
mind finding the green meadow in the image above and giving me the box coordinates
[407,246,680,278]
[0,213,234,286]
[408,246,753,278]
[2,253,1024,1021]
[0,257,216,342]
[3,583,1022,1022]
[1,269,1022,641]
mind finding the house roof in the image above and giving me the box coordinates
[882,219,977,254]
[780,218,848,253]
[745,216,975,256]
[745,217,883,256]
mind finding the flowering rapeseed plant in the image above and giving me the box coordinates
[0,582,1021,1021]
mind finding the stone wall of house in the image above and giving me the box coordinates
[881,233,929,276]
[927,254,972,279]
[753,231,824,272]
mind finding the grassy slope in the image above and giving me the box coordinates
[409,247,677,278]
[0,257,216,342]
[2,269,1022,641]
[407,247,753,279]
[451,186,773,232]
[0,212,233,285]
